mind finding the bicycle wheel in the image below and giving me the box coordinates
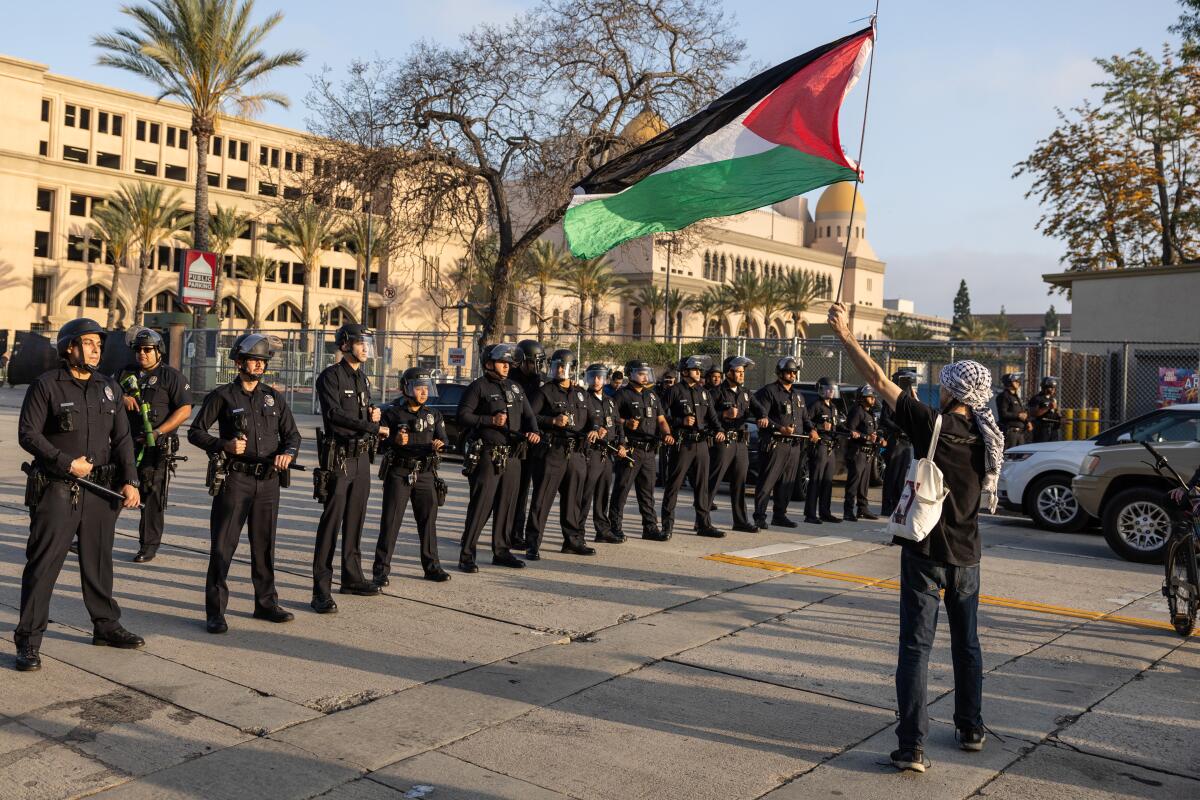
[1163,536,1199,637]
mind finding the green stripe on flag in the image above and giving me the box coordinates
[564,146,858,258]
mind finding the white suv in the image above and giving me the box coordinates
[999,403,1200,532]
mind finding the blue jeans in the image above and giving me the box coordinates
[895,548,983,749]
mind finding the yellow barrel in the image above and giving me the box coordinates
[1063,408,1075,440]
[1087,407,1100,438]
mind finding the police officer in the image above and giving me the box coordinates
[526,349,596,558]
[710,356,767,532]
[654,369,679,485]
[511,340,546,548]
[457,343,540,571]
[705,366,724,392]
[116,327,192,563]
[998,372,1031,450]
[581,363,626,543]
[1029,376,1062,443]
[373,368,449,584]
[880,369,919,516]
[311,324,387,613]
[189,333,301,634]
[662,355,725,538]
[610,360,675,540]
[805,377,844,524]
[843,385,885,521]
[753,357,814,529]
[14,319,143,672]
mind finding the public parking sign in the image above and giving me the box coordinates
[180,250,217,307]
[448,347,467,366]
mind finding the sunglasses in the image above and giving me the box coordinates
[134,346,157,354]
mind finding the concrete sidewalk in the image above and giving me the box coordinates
[0,402,1195,799]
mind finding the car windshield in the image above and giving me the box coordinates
[435,383,465,405]
[1123,411,1200,443]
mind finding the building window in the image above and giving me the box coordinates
[98,111,108,134]
[34,231,50,258]
[178,129,188,149]
[265,302,302,323]
[608,314,616,333]
[258,182,277,197]
[95,151,121,170]
[166,127,175,147]
[112,114,123,136]
[165,164,187,181]
[211,136,222,155]
[344,270,357,292]
[38,140,48,156]
[259,146,280,167]
[64,104,77,127]
[207,172,220,187]
[40,98,50,122]
[221,296,250,321]
[328,306,354,327]
[283,186,301,200]
[32,276,50,304]
[226,176,247,192]
[144,290,181,313]
[67,235,87,262]
[631,306,642,339]
[134,159,158,177]
[69,284,110,308]
[36,189,53,212]
[150,122,160,144]
[63,146,88,164]
[96,111,123,136]
[136,120,146,140]
[239,221,254,240]
[69,194,100,217]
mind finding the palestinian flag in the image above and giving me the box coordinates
[564,27,874,259]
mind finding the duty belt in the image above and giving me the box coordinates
[393,454,439,472]
[51,463,119,487]
[335,436,372,457]
[228,459,276,479]
[678,430,705,444]
[722,429,747,443]
[628,439,657,452]
[483,443,512,456]
[544,433,579,452]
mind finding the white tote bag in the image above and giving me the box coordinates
[887,414,949,543]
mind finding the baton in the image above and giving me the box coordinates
[77,476,145,510]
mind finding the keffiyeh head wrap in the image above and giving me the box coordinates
[939,360,1004,513]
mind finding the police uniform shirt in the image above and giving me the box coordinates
[587,391,622,444]
[845,405,878,447]
[317,359,379,439]
[1028,392,1058,419]
[514,370,542,398]
[712,382,764,433]
[18,368,137,483]
[116,363,191,437]
[614,386,663,444]
[808,398,842,432]
[663,382,720,433]
[188,381,301,462]
[533,382,589,440]
[879,403,908,442]
[382,402,447,458]
[997,390,1025,429]
[457,372,538,446]
[754,382,814,435]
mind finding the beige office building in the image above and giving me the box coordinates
[0,55,885,366]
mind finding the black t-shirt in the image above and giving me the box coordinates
[890,393,986,567]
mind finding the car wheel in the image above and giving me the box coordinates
[1102,487,1173,563]
[1026,474,1089,532]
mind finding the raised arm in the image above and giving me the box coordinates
[827,303,901,410]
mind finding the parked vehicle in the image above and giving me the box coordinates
[1000,403,1200,533]
[1072,412,1200,563]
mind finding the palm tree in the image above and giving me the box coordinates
[340,214,393,323]
[726,271,763,337]
[882,315,934,340]
[237,254,274,326]
[625,284,665,341]
[664,289,690,340]
[688,286,731,338]
[588,267,626,336]
[207,204,249,322]
[266,201,338,330]
[758,277,785,339]
[94,0,304,253]
[88,200,136,328]
[953,316,997,342]
[779,270,823,338]
[523,241,571,339]
[104,182,191,326]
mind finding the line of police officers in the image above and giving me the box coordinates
[13,321,912,672]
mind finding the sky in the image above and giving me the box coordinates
[0,1,1186,318]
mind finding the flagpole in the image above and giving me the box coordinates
[835,3,880,308]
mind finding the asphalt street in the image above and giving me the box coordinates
[0,393,1195,800]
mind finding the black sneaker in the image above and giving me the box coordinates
[956,727,985,752]
[890,748,926,773]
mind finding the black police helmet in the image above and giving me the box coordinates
[817,376,835,388]
[230,333,276,363]
[1041,376,1059,389]
[57,318,107,358]
[723,355,754,373]
[335,323,373,348]
[126,326,164,354]
[706,367,723,378]
[517,340,546,366]
[401,367,437,400]
[1002,372,1023,386]
[485,342,521,366]
[548,348,577,380]
[681,355,706,372]
[776,356,802,376]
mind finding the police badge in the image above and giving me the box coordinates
[265,394,275,408]
[148,376,158,386]
[104,385,115,402]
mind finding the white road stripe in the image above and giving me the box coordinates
[724,536,850,559]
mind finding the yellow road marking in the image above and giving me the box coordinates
[704,553,1177,633]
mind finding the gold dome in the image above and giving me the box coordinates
[815,181,866,217]
[621,108,668,145]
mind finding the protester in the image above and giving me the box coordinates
[829,301,1000,774]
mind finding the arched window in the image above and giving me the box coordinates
[221,296,250,322]
[608,314,616,333]
[703,250,712,280]
[674,311,682,339]
[143,290,183,313]
[719,254,727,282]
[563,309,572,331]
[68,284,110,309]
[328,306,355,327]
[631,306,642,339]
[551,309,560,333]
[265,301,302,323]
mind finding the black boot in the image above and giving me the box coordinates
[311,595,339,614]
[15,644,41,672]
[92,626,145,649]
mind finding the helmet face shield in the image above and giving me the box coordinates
[403,376,438,401]
[585,364,609,387]
[818,381,839,400]
[631,366,655,386]
[352,334,376,360]
[486,343,521,367]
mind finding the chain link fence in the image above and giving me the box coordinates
[10,325,1198,433]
